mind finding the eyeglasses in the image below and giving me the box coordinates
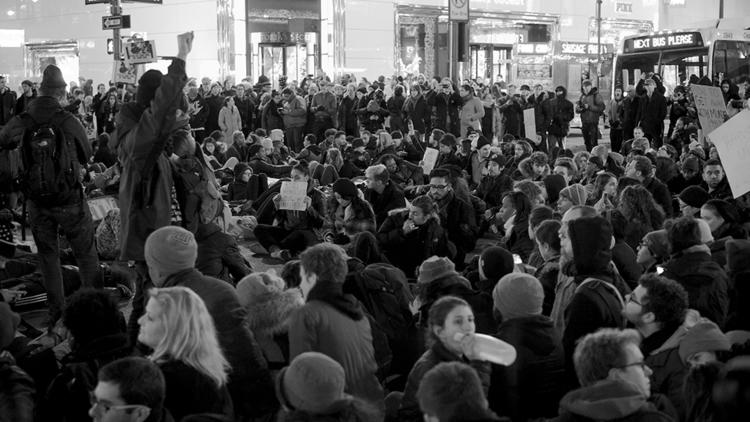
[617,361,649,371]
[89,393,149,415]
[429,184,449,190]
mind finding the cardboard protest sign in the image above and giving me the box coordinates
[422,147,439,174]
[278,181,308,211]
[707,109,750,198]
[113,60,137,84]
[691,85,726,139]
[124,39,157,64]
[523,108,537,143]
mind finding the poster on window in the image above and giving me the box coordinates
[399,24,425,76]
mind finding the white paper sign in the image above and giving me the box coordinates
[113,60,137,84]
[278,181,308,211]
[523,108,537,143]
[691,85,727,140]
[88,196,119,222]
[422,147,440,174]
[707,109,750,199]
[124,40,157,65]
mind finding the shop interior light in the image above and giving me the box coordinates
[6,10,15,16]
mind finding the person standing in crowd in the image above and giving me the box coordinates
[622,274,690,418]
[636,78,667,148]
[608,85,625,153]
[289,243,385,411]
[554,328,675,422]
[667,86,689,139]
[185,78,209,143]
[388,84,407,134]
[261,89,285,132]
[467,135,492,188]
[364,163,405,227]
[204,82,224,136]
[234,83,254,135]
[546,85,574,154]
[143,226,277,419]
[338,83,360,138]
[14,80,36,115]
[311,80,337,140]
[433,78,462,137]
[0,76,17,126]
[0,63,101,329]
[403,83,431,137]
[280,87,307,153]
[459,84,485,139]
[89,357,170,422]
[576,80,605,152]
[218,95,242,141]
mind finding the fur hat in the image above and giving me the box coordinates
[679,186,710,208]
[418,256,459,284]
[475,136,491,150]
[136,69,163,107]
[559,183,588,206]
[0,302,20,350]
[276,352,350,414]
[492,273,544,320]
[144,226,197,275]
[40,64,66,89]
[480,247,514,282]
[237,272,303,335]
[270,129,284,142]
[679,321,731,363]
[332,178,358,199]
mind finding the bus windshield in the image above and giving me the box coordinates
[713,40,750,84]
[615,48,708,94]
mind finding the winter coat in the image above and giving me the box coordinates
[261,100,284,132]
[329,195,377,237]
[235,95,255,132]
[547,90,575,137]
[498,96,523,138]
[377,211,453,277]
[432,90,462,136]
[114,61,188,261]
[283,94,308,128]
[399,340,491,422]
[357,98,388,133]
[578,88,605,125]
[475,174,512,208]
[504,218,535,263]
[636,92,668,141]
[611,239,642,289]
[365,182,405,227]
[534,255,560,317]
[387,94,407,133]
[195,222,251,284]
[247,156,291,178]
[42,333,132,422]
[289,282,385,407]
[205,94,224,135]
[187,93,209,131]
[311,91,337,121]
[662,245,730,328]
[218,105,242,139]
[273,183,327,231]
[435,192,478,257]
[403,94,431,134]
[0,88,17,125]
[553,380,674,422]
[159,359,233,422]
[0,354,34,422]
[163,269,278,418]
[245,287,304,370]
[14,93,35,116]
[489,315,566,421]
[642,323,688,419]
[700,179,734,202]
[643,176,674,217]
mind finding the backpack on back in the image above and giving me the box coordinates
[19,112,80,206]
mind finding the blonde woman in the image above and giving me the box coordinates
[138,286,233,421]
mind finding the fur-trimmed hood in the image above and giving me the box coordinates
[245,288,304,337]
[518,156,550,181]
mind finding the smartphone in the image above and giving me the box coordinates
[513,254,522,265]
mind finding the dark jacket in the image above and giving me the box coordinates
[387,93,407,133]
[700,178,734,202]
[0,354,35,422]
[432,90,462,136]
[14,92,36,116]
[187,93,209,131]
[547,90,575,137]
[0,88,17,125]
[578,88,605,125]
[261,100,284,131]
[159,359,233,422]
[534,255,560,316]
[553,380,674,422]
[403,94,431,134]
[164,269,278,418]
[235,95,256,131]
[662,245,730,328]
[642,323,688,420]
[329,196,377,237]
[204,94,224,135]
[114,58,187,261]
[611,239,643,289]
[247,156,291,178]
[636,92,668,141]
[377,211,453,277]
[436,191,478,255]
[475,174,513,208]
[274,183,327,231]
[245,287,303,370]
[489,315,566,421]
[43,333,132,422]
[195,222,251,284]
[642,176,673,217]
[365,182,405,227]
[337,95,359,136]
[504,218,534,263]
[399,340,491,422]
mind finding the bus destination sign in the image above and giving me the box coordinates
[623,32,703,53]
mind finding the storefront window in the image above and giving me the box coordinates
[399,24,426,76]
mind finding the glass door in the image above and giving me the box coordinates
[260,44,284,89]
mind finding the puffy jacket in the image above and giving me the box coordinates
[578,87,605,125]
[547,89,575,137]
[642,323,689,420]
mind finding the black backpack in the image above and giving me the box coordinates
[19,112,80,206]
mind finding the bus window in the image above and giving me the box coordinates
[713,40,750,84]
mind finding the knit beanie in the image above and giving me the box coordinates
[480,247,515,282]
[679,186,710,208]
[492,273,544,320]
[352,138,365,149]
[476,135,491,150]
[642,230,670,260]
[559,183,588,206]
[270,129,284,142]
[0,302,20,350]
[543,174,567,204]
[136,69,163,107]
[40,64,66,89]
[678,321,731,363]
[568,216,613,275]
[236,272,285,308]
[332,178,358,199]
[144,226,198,275]
[726,239,750,274]
[418,256,459,284]
[276,352,350,414]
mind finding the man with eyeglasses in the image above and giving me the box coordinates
[621,274,689,420]
[427,167,477,269]
[555,328,675,421]
[89,357,166,422]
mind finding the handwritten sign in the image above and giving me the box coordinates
[422,147,440,174]
[707,109,750,198]
[691,85,727,140]
[278,181,308,211]
[523,108,537,143]
[88,196,119,222]
[124,39,157,64]
[113,60,137,84]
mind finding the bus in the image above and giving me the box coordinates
[613,19,750,97]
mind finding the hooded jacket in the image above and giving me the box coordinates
[662,244,729,328]
[489,315,566,421]
[547,87,575,137]
[553,380,674,422]
[244,287,303,370]
[578,87,605,125]
[642,319,690,420]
